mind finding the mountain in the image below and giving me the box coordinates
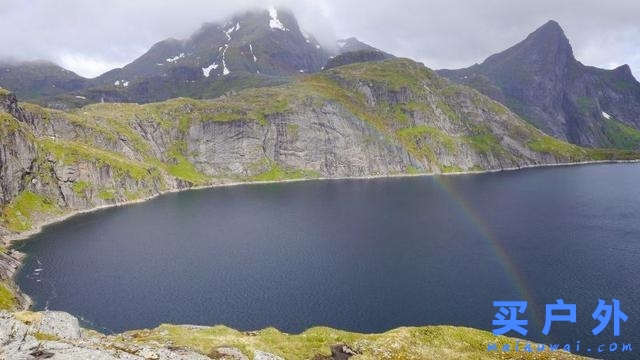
[325,37,395,69]
[96,8,329,83]
[0,60,88,100]
[0,8,331,107]
[1,58,636,238]
[438,20,640,149]
[79,7,331,104]
[336,37,392,56]
[0,8,402,109]
[324,49,391,70]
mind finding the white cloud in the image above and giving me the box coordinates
[56,53,127,78]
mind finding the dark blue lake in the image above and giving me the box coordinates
[14,163,640,358]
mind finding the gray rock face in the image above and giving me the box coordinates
[37,311,81,340]
[212,347,249,360]
[438,20,640,149]
[253,350,284,360]
[0,311,213,360]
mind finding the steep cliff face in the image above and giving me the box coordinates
[0,59,637,240]
[439,21,640,149]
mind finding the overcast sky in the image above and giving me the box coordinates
[1,0,639,79]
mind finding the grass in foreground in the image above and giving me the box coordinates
[121,323,589,360]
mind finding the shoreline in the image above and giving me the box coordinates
[3,158,639,247]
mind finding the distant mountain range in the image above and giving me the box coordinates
[0,60,88,100]
[0,8,390,109]
[438,20,640,149]
[1,10,639,150]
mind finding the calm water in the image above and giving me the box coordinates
[14,164,640,357]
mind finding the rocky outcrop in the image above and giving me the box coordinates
[0,311,222,359]
[0,251,30,309]
[438,20,640,149]
[0,310,350,360]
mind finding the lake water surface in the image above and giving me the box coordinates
[14,163,640,357]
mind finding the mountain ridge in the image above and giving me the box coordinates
[0,7,394,109]
[438,20,640,149]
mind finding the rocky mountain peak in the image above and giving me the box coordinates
[531,20,566,39]
[611,64,636,80]
[438,20,640,149]
[81,6,330,102]
[482,19,574,73]
[526,20,572,55]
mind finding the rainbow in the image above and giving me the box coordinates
[432,174,542,330]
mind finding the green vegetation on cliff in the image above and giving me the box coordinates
[0,283,16,310]
[40,138,154,181]
[249,159,319,182]
[1,191,58,232]
[602,117,640,150]
[527,135,588,161]
[164,141,210,184]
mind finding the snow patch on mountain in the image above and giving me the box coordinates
[202,62,219,77]
[114,80,129,87]
[249,44,258,62]
[222,45,230,75]
[268,7,289,31]
[224,22,240,41]
[166,53,185,63]
[302,31,311,43]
